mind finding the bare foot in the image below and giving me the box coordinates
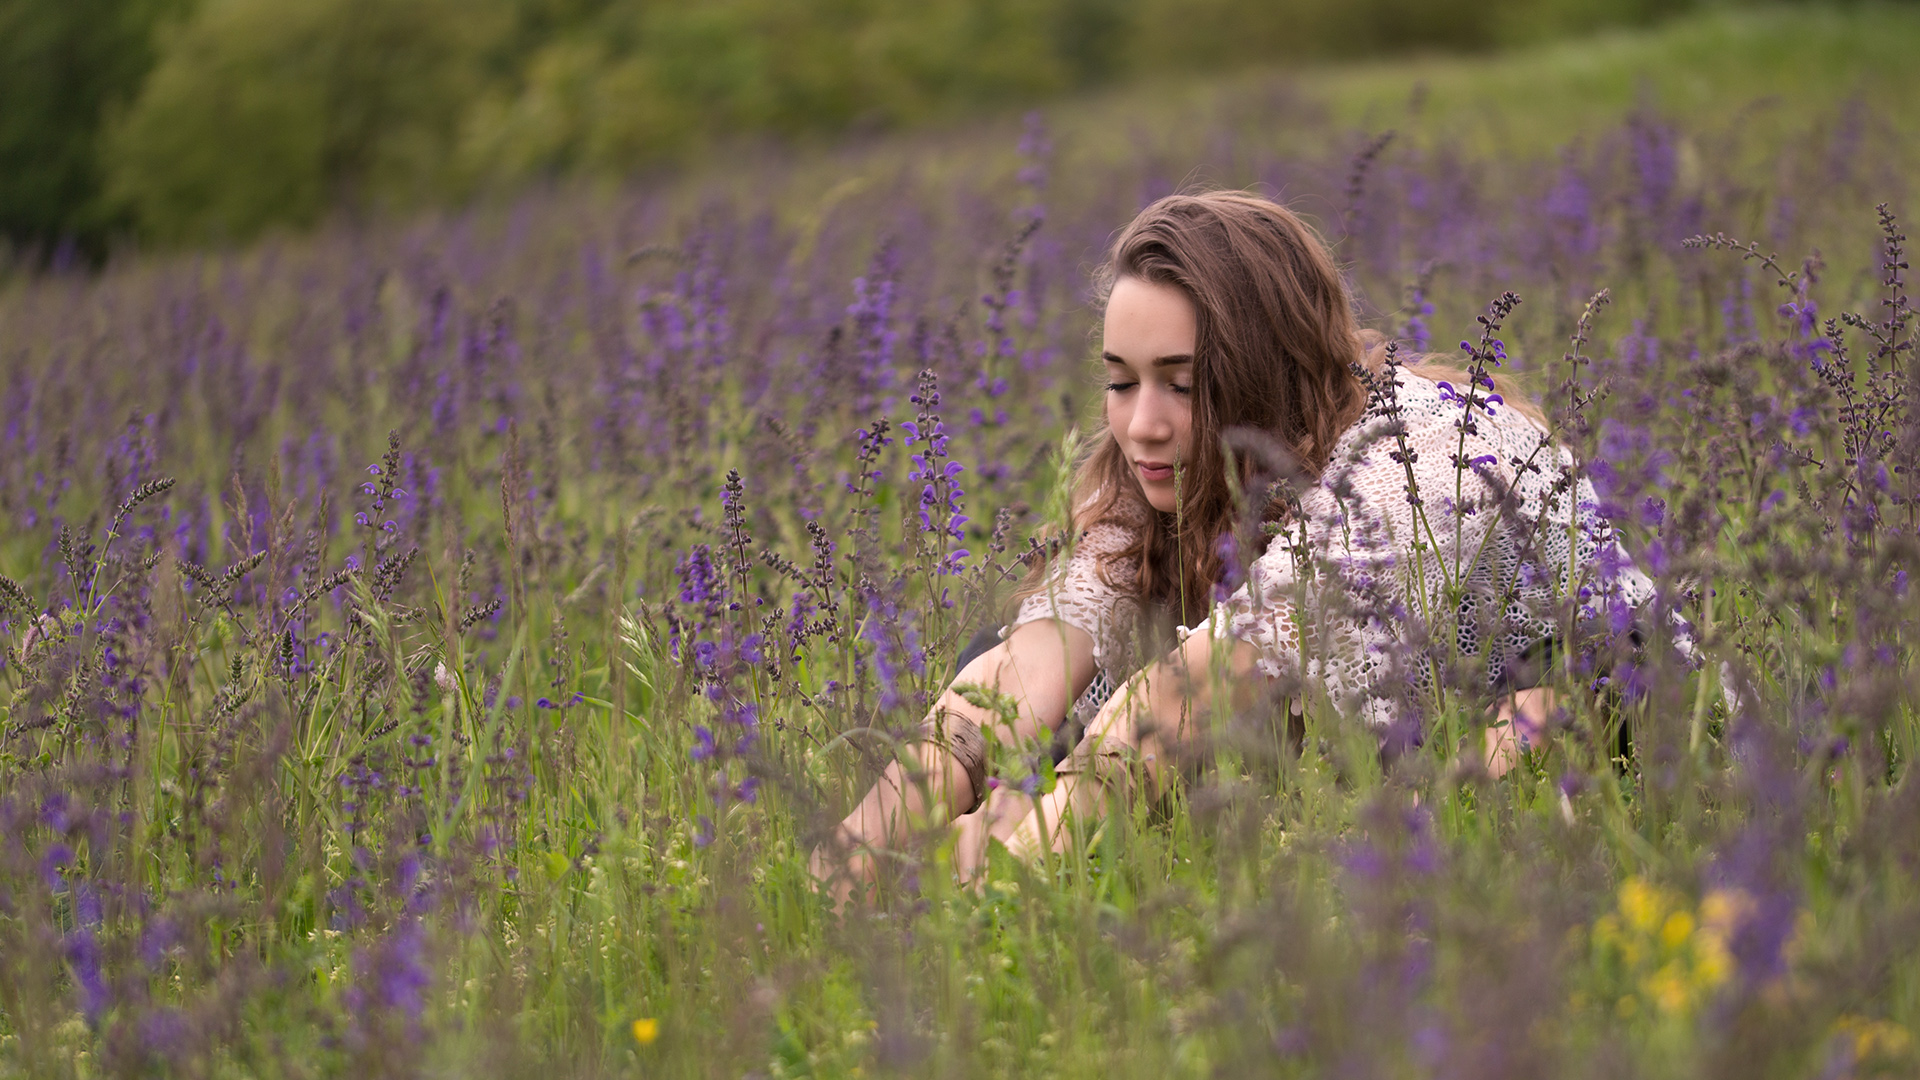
[1484,686,1555,779]
[807,827,874,909]
[950,785,1030,887]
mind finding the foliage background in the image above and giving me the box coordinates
[0,0,1879,252]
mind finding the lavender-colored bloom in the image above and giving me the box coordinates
[691,726,717,761]
[65,928,111,1024]
[347,919,432,1030]
[677,545,721,611]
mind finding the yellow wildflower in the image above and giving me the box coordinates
[1700,887,1755,936]
[1587,876,1750,1021]
[632,1017,660,1045]
[1833,1015,1912,1063]
[1693,932,1731,988]
[1619,878,1669,933]
[1660,911,1695,952]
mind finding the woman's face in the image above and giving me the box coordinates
[1103,276,1196,514]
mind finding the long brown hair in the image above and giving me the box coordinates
[1059,190,1373,627]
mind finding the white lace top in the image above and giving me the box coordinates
[1013,365,1656,726]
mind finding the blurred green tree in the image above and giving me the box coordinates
[103,0,510,243]
[0,0,181,256]
[88,0,1732,246]
[457,0,1078,184]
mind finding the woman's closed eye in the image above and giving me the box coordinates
[1104,379,1190,394]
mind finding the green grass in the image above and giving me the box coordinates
[1309,5,1920,150]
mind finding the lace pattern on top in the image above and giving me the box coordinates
[1009,503,1147,721]
[1008,367,1660,730]
[1071,667,1118,729]
[1219,367,1655,724]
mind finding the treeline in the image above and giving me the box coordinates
[0,0,1784,252]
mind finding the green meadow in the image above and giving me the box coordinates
[3,7,1920,1077]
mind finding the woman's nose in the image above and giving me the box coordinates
[1128,385,1176,445]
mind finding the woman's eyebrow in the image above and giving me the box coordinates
[1102,351,1193,366]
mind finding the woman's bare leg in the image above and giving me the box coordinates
[809,743,977,906]
[1004,631,1265,862]
[810,620,1094,903]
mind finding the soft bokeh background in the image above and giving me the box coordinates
[0,0,1897,254]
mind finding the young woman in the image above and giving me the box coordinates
[812,190,1645,897]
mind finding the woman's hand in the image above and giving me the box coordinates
[948,783,1033,884]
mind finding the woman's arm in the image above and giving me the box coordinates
[810,618,1095,901]
[1000,632,1562,864]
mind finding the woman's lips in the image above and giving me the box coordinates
[1134,460,1175,483]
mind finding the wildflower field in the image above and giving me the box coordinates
[5,8,1920,1077]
